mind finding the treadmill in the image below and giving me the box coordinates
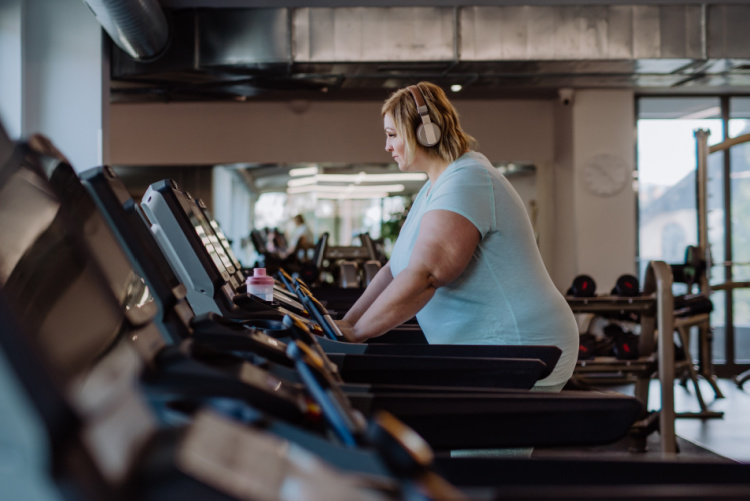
[279,267,563,371]
[141,178,557,389]
[8,139,640,457]
[77,164,644,451]
[3,131,749,501]
[0,142,449,501]
[194,199,565,378]
[77,165,542,401]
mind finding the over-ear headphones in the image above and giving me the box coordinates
[407,85,442,147]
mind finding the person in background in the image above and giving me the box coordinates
[286,214,314,258]
[265,227,287,257]
[334,81,578,392]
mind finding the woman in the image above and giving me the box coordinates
[335,82,577,389]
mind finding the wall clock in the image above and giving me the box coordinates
[583,153,628,197]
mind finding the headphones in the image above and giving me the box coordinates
[407,85,442,147]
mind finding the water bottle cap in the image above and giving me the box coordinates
[254,268,267,276]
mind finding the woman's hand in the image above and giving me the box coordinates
[334,319,359,343]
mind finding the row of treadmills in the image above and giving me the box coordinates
[1,126,750,500]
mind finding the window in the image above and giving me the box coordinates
[729,97,750,361]
[638,96,750,370]
[637,98,723,283]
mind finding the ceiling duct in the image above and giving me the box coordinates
[82,0,169,61]
[110,4,750,101]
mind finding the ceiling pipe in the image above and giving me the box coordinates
[82,0,169,61]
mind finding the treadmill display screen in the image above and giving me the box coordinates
[188,212,226,278]
[188,203,235,275]
[191,211,232,274]
[0,153,124,382]
[173,190,230,282]
[205,209,243,271]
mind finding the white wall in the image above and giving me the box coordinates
[21,0,105,170]
[109,99,555,165]
[571,89,637,292]
[212,166,256,265]
[551,102,577,290]
[0,0,23,139]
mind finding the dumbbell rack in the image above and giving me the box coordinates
[567,261,679,455]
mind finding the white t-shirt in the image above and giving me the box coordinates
[390,151,578,386]
[289,223,313,250]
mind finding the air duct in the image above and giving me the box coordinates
[82,0,169,61]
[110,5,750,99]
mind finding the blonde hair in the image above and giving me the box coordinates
[381,81,476,165]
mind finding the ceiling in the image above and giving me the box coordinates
[108,3,750,103]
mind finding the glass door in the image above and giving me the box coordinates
[703,96,750,375]
[727,101,750,368]
[638,95,750,375]
[636,97,723,286]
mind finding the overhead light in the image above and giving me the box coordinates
[350,172,426,182]
[451,84,463,92]
[287,184,405,195]
[287,171,426,188]
[289,166,318,177]
[680,106,721,120]
[287,176,318,187]
[318,192,389,200]
[292,172,425,183]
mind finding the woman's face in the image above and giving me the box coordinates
[384,113,412,172]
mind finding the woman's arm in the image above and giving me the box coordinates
[343,209,480,342]
[342,262,394,324]
[335,262,394,341]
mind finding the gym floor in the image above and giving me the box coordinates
[532,378,750,463]
[670,378,750,463]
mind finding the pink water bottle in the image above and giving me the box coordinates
[246,268,274,302]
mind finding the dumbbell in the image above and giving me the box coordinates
[567,274,597,297]
[611,274,640,297]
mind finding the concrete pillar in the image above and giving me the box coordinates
[551,101,577,291]
[0,0,23,139]
[18,0,107,170]
[571,89,637,292]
